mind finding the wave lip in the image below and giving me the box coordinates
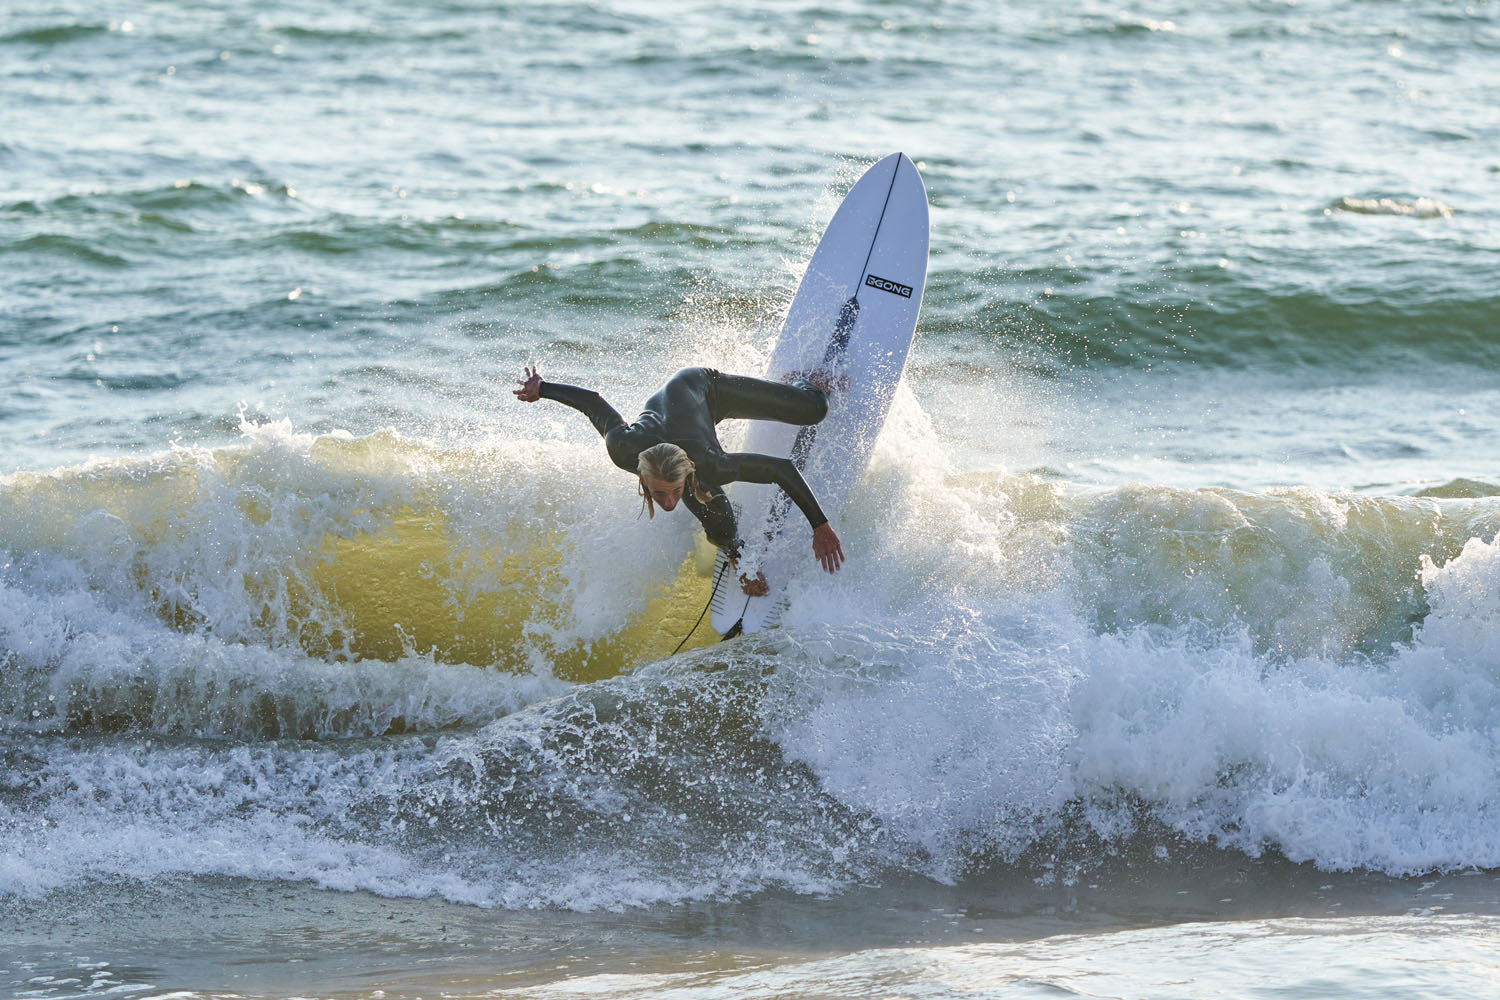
[0,21,109,46]
[1417,479,1500,500]
[1330,196,1454,219]
[5,177,306,222]
[4,233,129,268]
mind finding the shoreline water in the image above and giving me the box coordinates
[7,861,1499,998]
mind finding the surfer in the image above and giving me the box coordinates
[514,365,843,594]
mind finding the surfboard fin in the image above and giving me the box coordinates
[719,619,744,642]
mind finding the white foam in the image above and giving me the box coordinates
[508,915,1500,999]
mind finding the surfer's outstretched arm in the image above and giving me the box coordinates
[515,365,638,471]
[726,453,845,573]
[515,365,625,435]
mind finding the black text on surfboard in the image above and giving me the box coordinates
[864,273,913,298]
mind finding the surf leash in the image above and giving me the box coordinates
[722,590,751,642]
[670,558,731,656]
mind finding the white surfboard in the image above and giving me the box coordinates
[709,152,929,637]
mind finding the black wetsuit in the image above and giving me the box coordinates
[538,367,830,556]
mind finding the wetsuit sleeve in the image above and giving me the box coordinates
[536,380,641,472]
[682,484,740,558]
[536,381,626,437]
[724,453,828,530]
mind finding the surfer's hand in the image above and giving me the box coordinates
[513,364,542,402]
[812,522,843,573]
[739,571,768,597]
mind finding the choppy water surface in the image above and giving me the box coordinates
[3,0,1499,996]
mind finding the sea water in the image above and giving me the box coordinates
[3,0,1499,996]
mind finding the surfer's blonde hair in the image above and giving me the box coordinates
[637,442,712,518]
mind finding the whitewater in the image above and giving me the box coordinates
[5,391,1500,907]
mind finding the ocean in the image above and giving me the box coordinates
[4,0,1500,996]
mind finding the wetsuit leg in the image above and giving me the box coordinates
[705,370,828,426]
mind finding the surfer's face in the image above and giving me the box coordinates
[641,475,684,511]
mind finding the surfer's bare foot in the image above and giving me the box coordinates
[812,522,844,573]
[739,571,769,597]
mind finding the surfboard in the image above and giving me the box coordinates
[709,152,929,637]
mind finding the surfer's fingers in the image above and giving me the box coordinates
[516,365,542,398]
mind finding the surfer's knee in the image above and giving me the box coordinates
[808,385,829,423]
[787,377,829,422]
